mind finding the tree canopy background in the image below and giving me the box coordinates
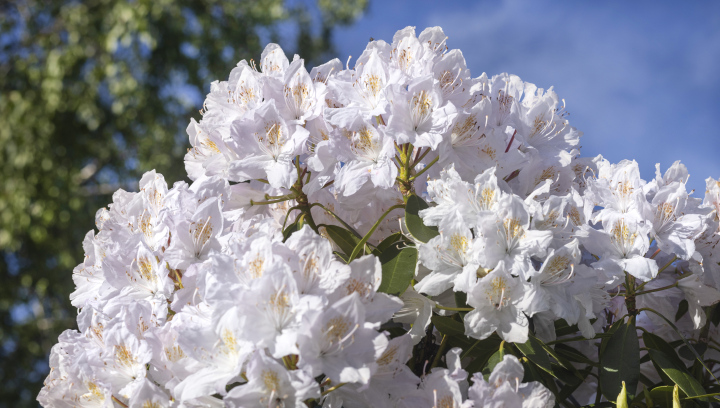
[0,0,366,405]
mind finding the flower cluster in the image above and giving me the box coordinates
[40,26,720,407]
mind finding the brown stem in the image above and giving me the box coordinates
[625,273,637,316]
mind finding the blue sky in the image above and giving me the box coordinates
[329,0,720,196]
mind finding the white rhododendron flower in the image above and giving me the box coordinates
[40,26,720,408]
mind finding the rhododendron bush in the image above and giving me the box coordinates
[39,26,720,407]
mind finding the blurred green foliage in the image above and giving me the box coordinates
[0,0,366,405]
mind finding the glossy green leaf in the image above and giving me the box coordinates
[520,358,561,398]
[519,356,543,383]
[682,392,720,401]
[454,291,470,318]
[282,220,299,242]
[432,315,466,338]
[712,303,720,326]
[649,386,677,408]
[516,335,555,377]
[675,299,689,322]
[538,338,584,380]
[598,318,624,356]
[554,319,580,337]
[647,349,707,401]
[600,316,639,401]
[481,348,506,380]
[378,322,407,340]
[348,204,405,262]
[643,332,685,368]
[558,366,593,401]
[554,317,597,337]
[377,246,417,296]
[324,225,361,257]
[642,307,720,385]
[643,387,654,407]
[431,315,502,369]
[333,251,349,263]
[404,194,439,243]
[464,344,501,376]
[678,343,707,361]
[552,363,585,388]
[554,343,599,367]
[460,335,503,359]
[638,372,656,387]
[375,232,403,254]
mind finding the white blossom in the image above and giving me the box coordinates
[40,25,720,408]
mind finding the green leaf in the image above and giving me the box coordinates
[554,319,581,337]
[460,335,503,368]
[552,363,585,388]
[643,332,685,368]
[647,349,707,401]
[642,307,720,386]
[521,358,561,398]
[454,291,470,318]
[348,204,405,261]
[464,345,500,376]
[538,337,584,380]
[558,366,593,401]
[682,392,720,401]
[377,246,417,296]
[454,291,469,308]
[675,299,689,322]
[516,335,555,377]
[404,194,439,243]
[599,318,624,357]
[649,386,676,408]
[678,343,707,361]
[638,372,657,387]
[643,387,654,407]
[333,251,349,263]
[375,232,403,254]
[554,343,599,366]
[712,303,720,326]
[600,316,640,401]
[481,348,506,380]
[519,356,543,383]
[324,225,361,257]
[282,220,299,242]
[378,322,407,339]
[432,315,466,338]
[431,315,502,372]
[554,317,596,337]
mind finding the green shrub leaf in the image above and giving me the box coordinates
[648,349,707,401]
[377,245,417,296]
[516,335,555,378]
[324,225,361,257]
[404,195,439,243]
[374,232,403,255]
[600,316,640,401]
